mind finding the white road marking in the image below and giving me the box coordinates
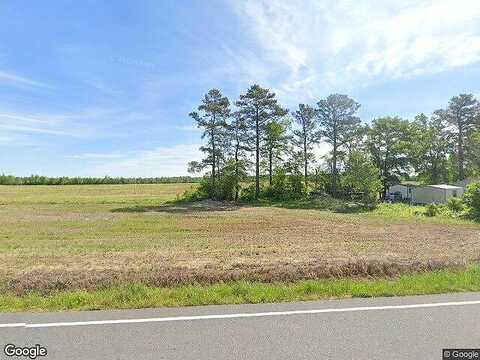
[0,323,26,328]
[1,300,479,329]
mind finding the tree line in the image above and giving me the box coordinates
[0,175,202,185]
[188,85,480,202]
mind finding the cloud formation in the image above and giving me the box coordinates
[230,0,480,100]
[0,70,52,89]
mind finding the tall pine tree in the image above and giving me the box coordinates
[236,85,287,198]
[189,89,230,196]
[292,104,320,185]
[434,94,480,181]
[317,94,361,196]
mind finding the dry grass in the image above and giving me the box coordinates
[1,184,479,295]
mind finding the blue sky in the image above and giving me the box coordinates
[1,0,480,177]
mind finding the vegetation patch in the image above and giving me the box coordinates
[2,265,479,312]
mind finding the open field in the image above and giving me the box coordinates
[1,184,479,296]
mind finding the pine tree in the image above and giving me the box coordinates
[236,85,287,199]
[292,104,320,185]
[263,117,291,186]
[189,89,230,197]
[317,94,361,196]
[434,94,480,181]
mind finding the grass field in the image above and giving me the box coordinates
[1,184,479,300]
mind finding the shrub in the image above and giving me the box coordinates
[287,172,305,200]
[240,183,257,202]
[446,197,464,213]
[264,168,306,201]
[269,168,288,200]
[425,203,438,217]
[463,183,480,220]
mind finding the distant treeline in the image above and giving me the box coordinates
[0,175,202,185]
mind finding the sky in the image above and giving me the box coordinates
[1,0,480,177]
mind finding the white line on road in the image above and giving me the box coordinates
[1,299,480,329]
[0,323,26,328]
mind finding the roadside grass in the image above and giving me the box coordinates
[1,265,479,312]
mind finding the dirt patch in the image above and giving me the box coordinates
[1,259,467,295]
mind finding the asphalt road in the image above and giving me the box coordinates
[1,293,480,360]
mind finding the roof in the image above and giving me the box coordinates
[401,181,421,186]
[427,184,463,190]
[389,181,420,188]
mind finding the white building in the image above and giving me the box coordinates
[411,184,464,204]
[386,183,417,201]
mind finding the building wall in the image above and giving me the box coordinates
[387,185,412,200]
[412,187,445,204]
[412,186,464,204]
[446,187,464,199]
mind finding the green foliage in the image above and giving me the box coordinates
[434,94,480,181]
[0,174,200,185]
[409,113,452,184]
[236,84,288,199]
[342,151,382,204]
[266,168,287,200]
[366,116,412,197]
[317,94,362,195]
[292,104,321,182]
[463,183,480,220]
[239,183,257,202]
[287,172,305,199]
[264,167,306,201]
[188,89,231,190]
[446,197,464,213]
[425,203,439,217]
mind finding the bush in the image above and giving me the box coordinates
[446,197,464,213]
[240,183,257,202]
[463,183,480,220]
[263,168,306,201]
[287,173,305,199]
[425,203,438,217]
[268,168,288,200]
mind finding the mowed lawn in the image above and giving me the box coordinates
[1,184,479,295]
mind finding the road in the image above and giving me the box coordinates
[1,293,480,360]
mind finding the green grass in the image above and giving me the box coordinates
[255,198,476,225]
[2,265,479,312]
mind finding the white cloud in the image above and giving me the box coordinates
[230,0,480,100]
[66,153,127,160]
[87,144,203,177]
[0,112,83,138]
[0,107,144,141]
[0,70,53,89]
[175,124,201,132]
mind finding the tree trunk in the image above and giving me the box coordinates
[255,107,260,199]
[211,128,216,197]
[234,144,239,202]
[382,151,389,200]
[303,134,308,186]
[269,148,273,186]
[458,124,465,180]
[332,137,338,196]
